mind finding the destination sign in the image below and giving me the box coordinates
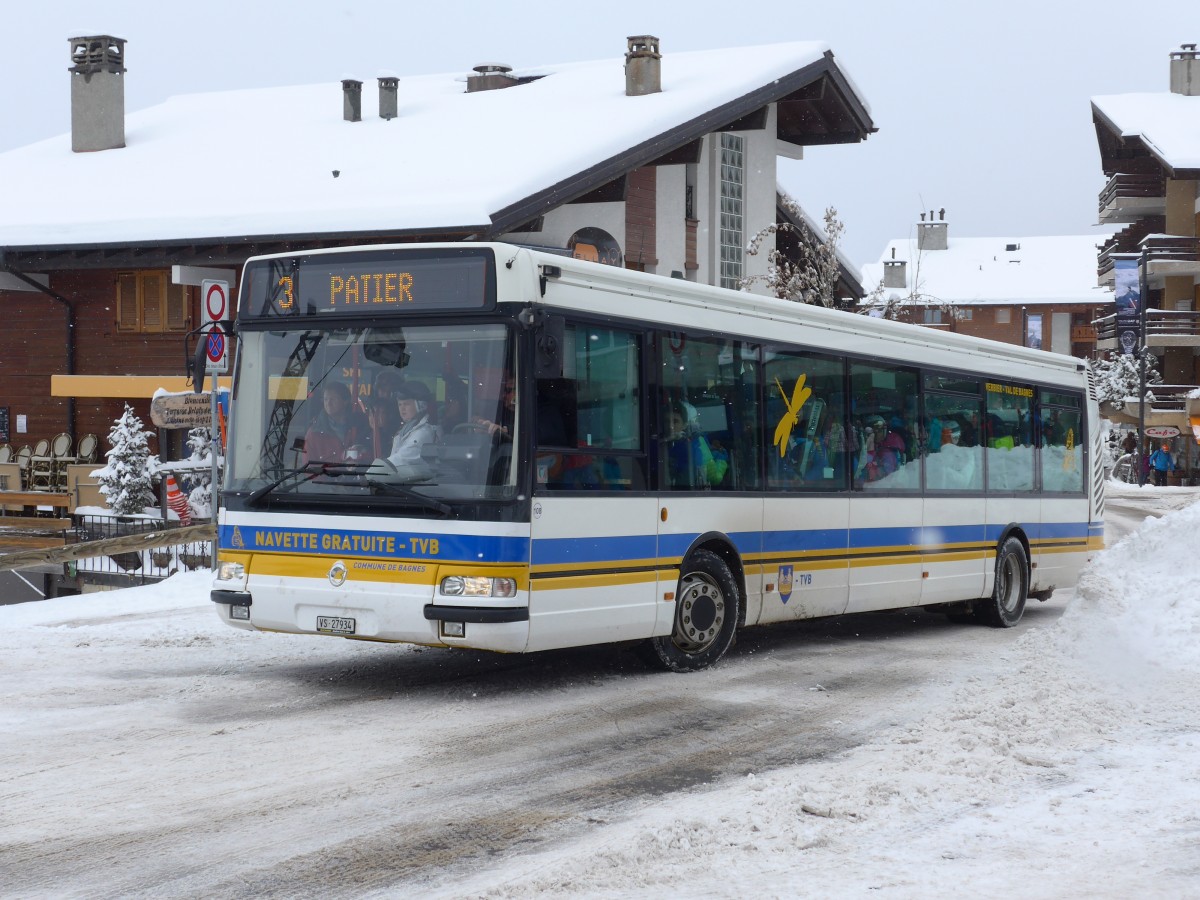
[239,248,495,318]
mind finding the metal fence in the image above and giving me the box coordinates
[69,513,212,589]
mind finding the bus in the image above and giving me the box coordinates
[211,243,1104,671]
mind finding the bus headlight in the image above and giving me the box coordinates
[439,575,518,598]
[215,561,246,585]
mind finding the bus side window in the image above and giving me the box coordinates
[765,349,845,491]
[851,363,920,491]
[657,334,760,492]
[539,324,643,491]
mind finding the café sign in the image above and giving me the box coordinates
[151,391,214,429]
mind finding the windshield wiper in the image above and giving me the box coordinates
[370,480,454,517]
[245,461,343,505]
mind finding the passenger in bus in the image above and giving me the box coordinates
[364,395,401,459]
[665,403,727,488]
[304,381,370,463]
[440,378,469,433]
[370,367,405,411]
[474,376,516,441]
[858,415,905,481]
[387,381,439,465]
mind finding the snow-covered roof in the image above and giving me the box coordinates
[0,41,871,253]
[1091,92,1200,174]
[861,233,1115,307]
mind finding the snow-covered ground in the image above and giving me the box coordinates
[2,482,1198,897]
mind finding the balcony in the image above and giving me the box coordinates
[1096,218,1164,284]
[1093,308,1200,352]
[1098,173,1166,224]
[1103,384,1200,433]
[1142,235,1200,287]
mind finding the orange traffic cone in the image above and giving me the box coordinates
[165,474,191,526]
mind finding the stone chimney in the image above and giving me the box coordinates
[68,35,126,153]
[378,76,398,120]
[342,79,362,122]
[883,255,907,289]
[467,63,517,93]
[625,35,661,96]
[916,208,949,251]
[1170,44,1199,96]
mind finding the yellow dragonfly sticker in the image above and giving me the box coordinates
[773,374,812,457]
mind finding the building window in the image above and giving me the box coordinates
[718,133,744,290]
[117,271,190,333]
[1025,313,1043,350]
[996,308,1011,324]
[959,309,973,321]
[923,309,942,324]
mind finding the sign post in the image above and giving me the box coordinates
[201,279,229,567]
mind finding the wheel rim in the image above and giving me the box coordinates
[997,551,1021,614]
[674,571,725,653]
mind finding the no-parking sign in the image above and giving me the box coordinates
[201,279,229,374]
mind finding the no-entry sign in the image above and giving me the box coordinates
[201,279,229,374]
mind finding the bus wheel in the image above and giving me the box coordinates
[978,537,1028,628]
[643,549,740,672]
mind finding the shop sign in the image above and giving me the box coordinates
[1144,426,1180,439]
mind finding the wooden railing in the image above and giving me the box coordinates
[1142,234,1200,265]
[0,522,215,573]
[1098,172,1165,217]
[1094,309,1200,342]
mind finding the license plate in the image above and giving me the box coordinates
[316,615,356,635]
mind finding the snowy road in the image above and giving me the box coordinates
[2,483,1198,897]
[2,584,1052,897]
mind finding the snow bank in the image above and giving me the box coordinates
[1059,498,1200,677]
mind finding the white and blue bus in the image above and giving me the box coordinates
[211,243,1104,671]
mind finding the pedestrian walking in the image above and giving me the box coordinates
[1148,444,1174,487]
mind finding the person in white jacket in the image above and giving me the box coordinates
[387,381,438,466]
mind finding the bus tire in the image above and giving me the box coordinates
[978,537,1028,628]
[642,549,740,672]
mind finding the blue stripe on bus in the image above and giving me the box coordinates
[220,524,529,564]
[223,519,1096,568]
[530,533,659,566]
[1025,521,1091,540]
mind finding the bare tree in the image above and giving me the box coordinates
[739,199,845,307]
[858,242,962,322]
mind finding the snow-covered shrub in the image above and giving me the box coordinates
[1093,351,1161,411]
[92,404,159,516]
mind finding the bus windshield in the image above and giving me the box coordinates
[224,322,519,506]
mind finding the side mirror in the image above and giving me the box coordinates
[190,333,209,393]
[535,315,565,379]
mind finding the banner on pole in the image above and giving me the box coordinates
[1114,258,1141,356]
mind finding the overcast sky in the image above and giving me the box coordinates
[1,1,1190,266]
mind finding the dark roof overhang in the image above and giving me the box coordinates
[0,224,485,272]
[1092,102,1200,180]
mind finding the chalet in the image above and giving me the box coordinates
[1091,43,1200,448]
[0,34,875,465]
[861,212,1112,356]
